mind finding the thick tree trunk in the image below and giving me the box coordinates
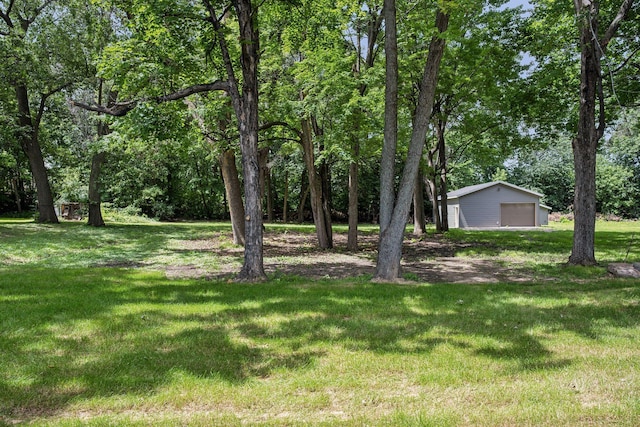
[301,116,333,249]
[15,85,58,223]
[87,151,106,226]
[87,85,114,228]
[378,0,399,234]
[234,0,266,281]
[375,8,448,281]
[413,166,426,235]
[220,149,246,246]
[568,0,634,265]
[569,1,601,265]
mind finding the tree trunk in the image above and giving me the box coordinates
[87,151,106,226]
[426,148,442,231]
[413,166,426,235]
[10,175,22,213]
[378,0,399,234]
[569,0,633,265]
[375,8,448,281]
[233,0,266,281]
[87,84,114,228]
[15,85,58,223]
[298,172,309,223]
[283,170,289,223]
[301,116,333,249]
[266,166,274,222]
[347,140,359,251]
[220,149,246,246]
[437,119,449,232]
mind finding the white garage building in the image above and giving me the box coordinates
[444,181,551,229]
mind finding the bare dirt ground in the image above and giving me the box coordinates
[167,230,534,283]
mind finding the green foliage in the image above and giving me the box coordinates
[507,138,575,212]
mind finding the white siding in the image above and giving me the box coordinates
[447,203,460,228]
[539,206,550,225]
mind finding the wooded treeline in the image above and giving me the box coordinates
[0,0,638,279]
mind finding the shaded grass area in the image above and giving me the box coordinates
[1,269,639,425]
[0,220,234,270]
[1,219,639,425]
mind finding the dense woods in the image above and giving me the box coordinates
[1,0,638,278]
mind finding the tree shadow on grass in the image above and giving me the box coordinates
[1,270,639,422]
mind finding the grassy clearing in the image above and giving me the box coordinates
[0,218,639,426]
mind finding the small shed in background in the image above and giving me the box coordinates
[443,181,551,229]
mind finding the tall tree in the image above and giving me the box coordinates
[78,0,267,280]
[204,0,266,280]
[0,1,78,222]
[569,0,635,265]
[375,1,449,281]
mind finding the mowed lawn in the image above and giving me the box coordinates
[1,218,639,426]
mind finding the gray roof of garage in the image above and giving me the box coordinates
[446,181,544,199]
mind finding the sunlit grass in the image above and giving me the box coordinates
[1,218,639,425]
[1,269,639,426]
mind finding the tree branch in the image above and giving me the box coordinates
[70,99,138,116]
[601,0,635,50]
[0,0,15,29]
[259,121,302,139]
[612,46,640,74]
[35,82,73,129]
[72,81,230,116]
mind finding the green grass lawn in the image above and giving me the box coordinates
[1,218,639,426]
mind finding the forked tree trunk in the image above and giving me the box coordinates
[15,85,58,224]
[375,6,448,281]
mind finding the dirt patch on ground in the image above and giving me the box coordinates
[167,230,534,283]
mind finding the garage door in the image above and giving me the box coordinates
[500,203,535,226]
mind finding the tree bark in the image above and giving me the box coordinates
[10,174,22,213]
[378,0,399,234]
[232,0,266,281]
[413,166,426,235]
[375,8,449,281]
[87,84,115,227]
[437,117,449,232]
[204,0,266,280]
[87,151,106,226]
[220,149,246,245]
[301,116,333,249]
[347,7,382,251]
[283,170,289,222]
[425,148,442,231]
[15,85,58,223]
[347,139,359,250]
[569,0,634,265]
